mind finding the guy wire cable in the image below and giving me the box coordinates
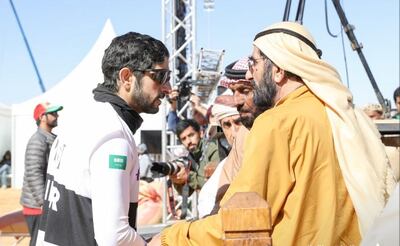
[325,0,350,88]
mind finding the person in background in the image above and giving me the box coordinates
[197,94,241,218]
[151,21,396,246]
[0,150,11,189]
[393,86,400,119]
[166,89,180,133]
[166,90,209,133]
[20,102,63,246]
[37,32,170,246]
[211,57,268,214]
[383,86,400,181]
[363,103,385,120]
[170,119,220,196]
[189,94,209,128]
[138,143,153,182]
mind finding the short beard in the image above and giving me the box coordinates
[131,79,160,114]
[239,115,254,129]
[45,115,57,128]
[253,60,277,112]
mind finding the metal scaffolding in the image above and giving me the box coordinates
[159,0,224,225]
[162,0,197,86]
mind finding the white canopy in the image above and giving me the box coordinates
[0,103,11,158]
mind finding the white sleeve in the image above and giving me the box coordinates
[197,158,226,218]
[90,137,146,246]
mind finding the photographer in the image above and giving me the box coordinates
[171,119,220,196]
[166,83,209,132]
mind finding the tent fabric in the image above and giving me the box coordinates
[0,103,11,158]
[11,20,118,188]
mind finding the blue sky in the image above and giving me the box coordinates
[0,0,399,107]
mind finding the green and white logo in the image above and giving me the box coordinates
[109,154,127,170]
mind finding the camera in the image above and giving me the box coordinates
[151,157,190,178]
[177,80,193,99]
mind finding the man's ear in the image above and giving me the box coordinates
[119,67,133,91]
[272,65,285,84]
[39,114,46,124]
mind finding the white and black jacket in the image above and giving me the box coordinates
[37,100,146,246]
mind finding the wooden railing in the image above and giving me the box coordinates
[221,192,272,246]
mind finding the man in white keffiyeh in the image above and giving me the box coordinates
[152,22,396,246]
[251,21,396,238]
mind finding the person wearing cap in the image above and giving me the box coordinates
[204,57,270,215]
[151,22,396,245]
[362,103,385,120]
[36,33,171,246]
[197,94,241,218]
[20,102,63,246]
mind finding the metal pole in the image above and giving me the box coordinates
[9,0,46,92]
[283,0,292,21]
[332,0,389,114]
[161,0,168,225]
[295,0,306,24]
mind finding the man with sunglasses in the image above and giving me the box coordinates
[20,102,63,246]
[36,32,170,246]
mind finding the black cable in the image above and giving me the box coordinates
[324,0,339,38]
[340,27,350,88]
[325,0,350,88]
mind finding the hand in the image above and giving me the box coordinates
[170,162,188,185]
[168,89,179,101]
[168,89,179,111]
[148,233,161,246]
[204,161,218,179]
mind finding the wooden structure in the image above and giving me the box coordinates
[375,119,400,147]
[0,209,29,245]
[221,192,272,246]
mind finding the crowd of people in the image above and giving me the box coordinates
[6,20,398,246]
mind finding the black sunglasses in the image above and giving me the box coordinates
[135,69,171,85]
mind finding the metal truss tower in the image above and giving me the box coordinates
[160,0,197,223]
[161,0,196,86]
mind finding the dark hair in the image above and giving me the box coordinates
[1,150,11,164]
[394,86,400,102]
[176,119,201,139]
[101,32,169,92]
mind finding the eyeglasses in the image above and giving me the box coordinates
[135,69,171,85]
[248,56,266,73]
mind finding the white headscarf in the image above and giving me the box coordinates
[253,21,396,236]
[212,103,239,123]
[211,89,239,123]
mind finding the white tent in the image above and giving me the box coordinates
[11,19,167,188]
[0,103,11,158]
